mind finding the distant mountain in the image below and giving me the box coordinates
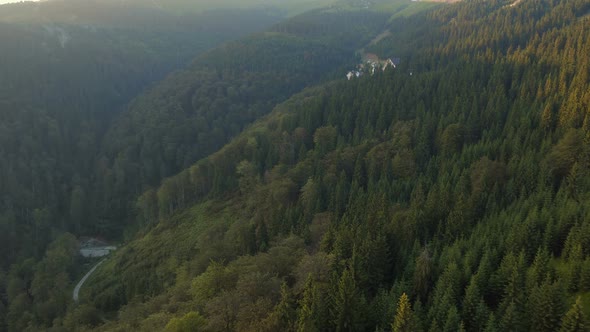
[0,0,340,20]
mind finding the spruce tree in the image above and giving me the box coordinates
[500,300,523,332]
[331,268,364,331]
[463,275,488,331]
[484,313,499,332]
[270,283,296,332]
[529,277,567,332]
[392,293,414,332]
[560,297,587,332]
[442,306,461,332]
[297,276,319,332]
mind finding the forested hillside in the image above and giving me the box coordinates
[0,0,338,20]
[3,0,590,330]
[0,1,283,270]
[0,4,393,331]
[94,8,391,236]
[60,0,590,330]
[0,2,287,329]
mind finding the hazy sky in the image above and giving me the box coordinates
[0,0,39,4]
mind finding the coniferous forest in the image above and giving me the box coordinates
[1,0,590,331]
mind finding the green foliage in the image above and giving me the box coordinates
[440,123,464,156]
[0,4,283,270]
[529,277,568,332]
[6,0,590,330]
[463,275,489,331]
[99,8,389,232]
[165,312,207,332]
[546,129,588,182]
[560,297,588,332]
[331,268,366,331]
[297,276,321,332]
[392,293,414,332]
[62,304,102,331]
[267,282,297,332]
[3,234,79,331]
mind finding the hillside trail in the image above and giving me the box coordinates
[73,259,105,302]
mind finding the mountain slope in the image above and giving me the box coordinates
[0,0,337,20]
[0,5,393,331]
[4,0,590,330]
[68,0,590,331]
[0,1,284,269]
[93,8,391,235]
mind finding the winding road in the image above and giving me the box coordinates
[73,260,104,302]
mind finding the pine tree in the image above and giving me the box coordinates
[529,277,567,332]
[484,313,499,332]
[580,258,590,292]
[526,248,551,290]
[428,263,461,326]
[413,298,425,332]
[368,289,396,331]
[413,248,433,299]
[270,283,297,332]
[541,103,555,131]
[443,306,461,332]
[297,276,320,332]
[463,275,488,331]
[392,293,414,332]
[500,300,523,332]
[331,268,365,332]
[559,297,587,332]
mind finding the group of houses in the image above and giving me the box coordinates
[346,53,401,80]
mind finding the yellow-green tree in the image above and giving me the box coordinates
[392,293,414,332]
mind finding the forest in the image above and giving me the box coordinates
[0,0,286,267]
[1,0,590,331]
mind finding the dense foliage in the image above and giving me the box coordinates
[95,8,390,236]
[0,3,282,268]
[56,0,590,330]
[3,0,590,330]
[0,4,390,331]
[0,3,284,331]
